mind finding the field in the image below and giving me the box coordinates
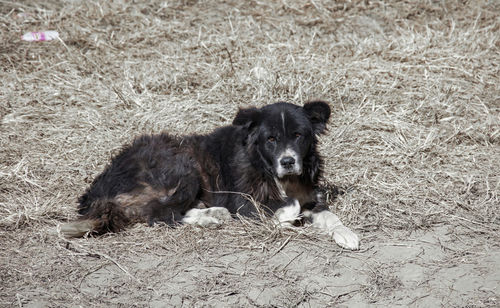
[1,0,499,306]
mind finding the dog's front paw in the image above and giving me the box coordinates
[332,225,360,250]
[272,199,301,227]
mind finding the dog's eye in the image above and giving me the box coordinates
[267,136,276,143]
[294,132,302,138]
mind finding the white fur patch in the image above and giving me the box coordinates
[182,207,232,227]
[309,210,360,250]
[281,111,286,132]
[276,147,302,178]
[272,199,301,227]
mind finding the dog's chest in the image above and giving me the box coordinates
[277,179,315,205]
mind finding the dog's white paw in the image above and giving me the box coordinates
[332,225,360,250]
[272,199,301,227]
[182,207,232,227]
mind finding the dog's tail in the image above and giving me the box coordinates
[59,200,131,237]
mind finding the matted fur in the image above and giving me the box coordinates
[62,101,332,236]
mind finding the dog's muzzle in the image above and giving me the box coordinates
[276,149,302,178]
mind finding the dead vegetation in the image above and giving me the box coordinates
[0,0,499,306]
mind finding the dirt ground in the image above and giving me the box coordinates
[1,0,499,307]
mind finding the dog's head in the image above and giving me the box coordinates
[233,101,330,179]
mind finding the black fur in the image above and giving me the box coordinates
[72,101,331,235]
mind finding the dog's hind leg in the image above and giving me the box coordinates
[60,179,189,237]
[60,199,132,237]
[142,173,205,226]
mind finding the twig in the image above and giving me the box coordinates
[446,214,489,227]
[281,251,304,271]
[224,47,235,73]
[15,293,22,308]
[270,235,291,258]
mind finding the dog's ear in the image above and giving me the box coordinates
[303,101,331,134]
[233,107,262,146]
[233,107,261,128]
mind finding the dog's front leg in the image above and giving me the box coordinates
[304,210,360,250]
[272,198,301,227]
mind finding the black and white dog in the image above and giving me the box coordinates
[61,101,359,250]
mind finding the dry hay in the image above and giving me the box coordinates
[0,0,499,307]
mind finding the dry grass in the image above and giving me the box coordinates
[1,0,499,306]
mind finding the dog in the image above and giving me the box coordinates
[60,101,360,250]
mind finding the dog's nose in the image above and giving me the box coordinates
[280,156,295,168]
